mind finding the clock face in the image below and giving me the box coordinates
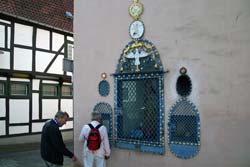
[129,2,143,20]
[129,20,145,39]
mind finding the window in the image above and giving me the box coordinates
[67,44,74,60]
[168,98,201,158]
[114,39,165,154]
[42,84,58,97]
[0,82,5,95]
[114,74,165,154]
[10,82,29,96]
[93,102,113,143]
[62,85,72,97]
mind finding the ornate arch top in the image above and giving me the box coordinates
[116,39,163,74]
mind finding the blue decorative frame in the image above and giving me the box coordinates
[114,73,165,154]
[116,39,163,74]
[98,80,110,97]
[168,98,201,158]
[114,39,165,154]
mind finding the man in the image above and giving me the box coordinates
[41,111,77,167]
[79,112,111,167]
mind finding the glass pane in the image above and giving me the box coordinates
[11,83,28,96]
[62,85,72,96]
[43,85,58,96]
[0,82,4,95]
[118,78,159,142]
[67,44,74,60]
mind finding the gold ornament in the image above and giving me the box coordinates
[129,0,144,20]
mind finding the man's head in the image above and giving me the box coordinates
[55,111,69,127]
[91,112,102,123]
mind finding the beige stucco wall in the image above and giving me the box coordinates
[74,0,250,166]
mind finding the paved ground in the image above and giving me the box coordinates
[0,142,82,167]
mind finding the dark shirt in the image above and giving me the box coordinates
[40,119,73,165]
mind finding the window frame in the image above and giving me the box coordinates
[10,81,30,97]
[42,83,59,98]
[114,72,165,154]
[0,81,6,96]
[66,41,74,60]
[61,85,73,98]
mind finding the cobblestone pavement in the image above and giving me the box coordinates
[0,143,81,167]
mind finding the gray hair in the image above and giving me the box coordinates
[55,111,69,119]
[91,112,102,121]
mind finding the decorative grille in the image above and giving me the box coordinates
[116,39,163,73]
[114,73,165,154]
[93,102,113,143]
[176,74,192,97]
[168,98,200,158]
[98,80,110,97]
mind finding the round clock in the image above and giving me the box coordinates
[129,0,143,20]
[129,20,145,39]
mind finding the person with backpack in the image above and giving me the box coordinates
[79,112,111,167]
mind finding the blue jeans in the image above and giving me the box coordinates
[44,160,63,167]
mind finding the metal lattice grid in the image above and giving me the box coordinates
[168,98,201,158]
[93,102,113,142]
[114,73,165,154]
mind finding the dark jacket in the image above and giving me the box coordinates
[40,119,73,165]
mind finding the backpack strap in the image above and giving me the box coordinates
[96,124,102,129]
[88,123,102,129]
[88,123,94,129]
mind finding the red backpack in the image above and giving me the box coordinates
[87,124,102,151]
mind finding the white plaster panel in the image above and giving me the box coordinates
[42,99,58,119]
[0,51,10,69]
[0,77,6,80]
[42,80,59,84]
[61,99,73,117]
[60,120,73,130]
[14,23,33,46]
[35,51,54,72]
[14,47,32,71]
[32,93,39,120]
[9,126,29,134]
[7,27,11,49]
[0,19,10,24]
[0,99,6,117]
[47,54,64,75]
[66,72,73,76]
[32,122,44,132]
[0,121,6,136]
[0,25,5,48]
[67,36,74,42]
[9,100,29,123]
[62,82,72,86]
[36,28,50,50]
[10,78,29,82]
[52,32,64,52]
[32,79,40,91]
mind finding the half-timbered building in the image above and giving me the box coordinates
[0,0,74,141]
